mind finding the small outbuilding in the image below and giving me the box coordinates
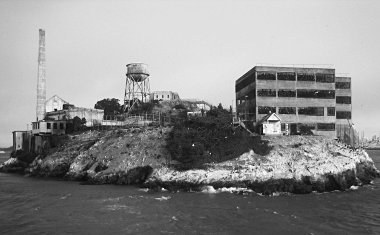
[258,112,281,135]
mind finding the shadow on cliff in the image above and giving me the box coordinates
[166,115,273,170]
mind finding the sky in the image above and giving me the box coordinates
[0,0,380,146]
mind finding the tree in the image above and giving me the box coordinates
[94,98,123,116]
[217,103,223,110]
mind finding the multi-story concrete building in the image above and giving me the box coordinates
[235,65,351,137]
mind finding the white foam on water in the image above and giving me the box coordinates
[350,185,359,190]
[154,196,171,201]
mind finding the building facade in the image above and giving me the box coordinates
[45,107,104,127]
[45,95,69,112]
[151,91,180,101]
[235,66,352,137]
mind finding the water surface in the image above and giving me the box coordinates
[0,151,379,234]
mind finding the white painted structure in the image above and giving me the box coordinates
[151,91,180,101]
[45,95,69,112]
[259,113,282,135]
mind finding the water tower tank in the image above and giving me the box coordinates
[126,63,149,82]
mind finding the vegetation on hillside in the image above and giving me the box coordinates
[94,98,123,115]
[166,105,272,169]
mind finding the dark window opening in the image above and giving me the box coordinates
[336,111,351,119]
[279,107,296,114]
[297,89,335,99]
[316,74,335,83]
[59,123,64,129]
[327,107,335,116]
[298,107,324,116]
[47,123,51,129]
[257,89,276,97]
[277,72,296,81]
[236,89,256,102]
[257,72,276,80]
[54,109,57,111]
[297,73,315,81]
[335,82,351,89]
[317,123,335,131]
[281,123,286,131]
[299,123,316,130]
[315,90,335,99]
[297,89,315,98]
[336,96,351,104]
[278,89,296,97]
[162,95,164,98]
[258,106,276,114]
[53,123,58,129]
[167,95,169,98]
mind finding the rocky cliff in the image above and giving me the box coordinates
[1,128,378,195]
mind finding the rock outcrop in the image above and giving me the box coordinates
[144,136,379,194]
[1,129,379,195]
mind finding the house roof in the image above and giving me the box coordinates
[45,95,70,104]
[259,112,281,123]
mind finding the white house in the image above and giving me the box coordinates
[259,112,282,135]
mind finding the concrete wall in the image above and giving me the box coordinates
[12,131,31,152]
[46,108,104,127]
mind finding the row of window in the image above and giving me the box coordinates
[256,72,335,83]
[281,123,336,131]
[257,89,336,99]
[155,95,171,99]
[236,72,341,93]
[258,106,336,116]
[32,122,65,130]
[46,122,65,130]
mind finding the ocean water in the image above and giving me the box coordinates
[0,151,379,234]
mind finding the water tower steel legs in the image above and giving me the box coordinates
[123,77,150,113]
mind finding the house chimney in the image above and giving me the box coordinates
[36,29,46,121]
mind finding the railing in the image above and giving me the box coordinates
[256,63,334,69]
[85,113,188,130]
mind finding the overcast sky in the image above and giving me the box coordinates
[0,0,380,147]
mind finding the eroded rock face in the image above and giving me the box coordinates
[0,158,27,173]
[1,130,379,195]
[144,137,380,194]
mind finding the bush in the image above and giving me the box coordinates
[166,112,267,169]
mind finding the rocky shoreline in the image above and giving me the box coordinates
[1,128,379,195]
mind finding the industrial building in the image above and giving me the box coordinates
[151,91,180,101]
[45,106,104,127]
[45,95,70,112]
[235,65,352,137]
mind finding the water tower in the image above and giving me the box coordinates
[123,63,150,112]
